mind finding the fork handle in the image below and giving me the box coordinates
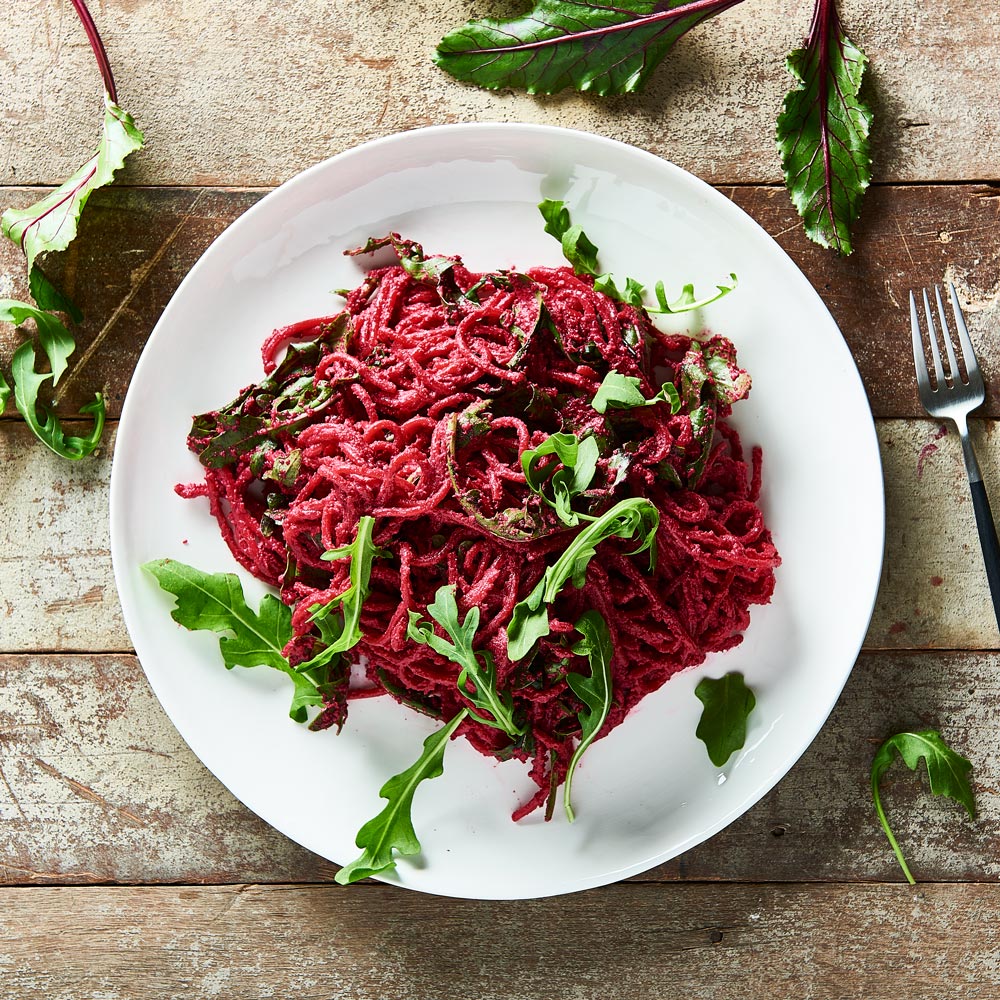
[968,478,1000,634]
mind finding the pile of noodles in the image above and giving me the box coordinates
[179,238,780,820]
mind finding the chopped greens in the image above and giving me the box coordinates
[521,431,600,526]
[564,611,614,822]
[870,729,976,884]
[591,371,682,416]
[506,497,659,661]
[694,672,756,767]
[407,585,523,738]
[335,708,469,884]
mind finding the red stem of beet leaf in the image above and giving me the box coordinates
[69,0,118,103]
[810,0,839,245]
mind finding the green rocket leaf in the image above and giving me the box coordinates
[870,730,975,884]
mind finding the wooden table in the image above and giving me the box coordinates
[3,1,999,995]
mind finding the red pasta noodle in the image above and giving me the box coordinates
[180,239,780,819]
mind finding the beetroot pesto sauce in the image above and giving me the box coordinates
[177,235,779,820]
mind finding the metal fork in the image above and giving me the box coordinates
[911,282,1000,631]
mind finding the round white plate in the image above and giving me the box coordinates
[110,123,884,900]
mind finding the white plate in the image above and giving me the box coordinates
[110,124,884,900]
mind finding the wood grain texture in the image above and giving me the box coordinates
[1,882,999,998]
[0,653,994,886]
[2,2,998,187]
[2,184,998,421]
[5,418,1000,654]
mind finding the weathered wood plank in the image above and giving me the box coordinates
[0,644,994,887]
[0,882,998,998]
[3,1,998,187]
[2,184,997,421]
[4,419,1000,654]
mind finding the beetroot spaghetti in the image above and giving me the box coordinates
[170,214,779,853]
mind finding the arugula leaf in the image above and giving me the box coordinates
[2,95,144,275]
[335,708,469,884]
[776,0,872,254]
[0,301,76,384]
[871,729,975,885]
[649,274,738,314]
[3,301,105,460]
[506,497,659,660]
[541,202,736,314]
[694,672,756,767]
[538,200,600,276]
[407,585,523,738]
[0,369,10,414]
[591,371,682,416]
[521,431,600,527]
[436,0,745,97]
[564,611,614,822]
[29,268,83,324]
[142,558,325,723]
[297,516,387,673]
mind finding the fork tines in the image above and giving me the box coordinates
[910,282,982,398]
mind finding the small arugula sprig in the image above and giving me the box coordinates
[142,559,329,723]
[1,0,143,459]
[407,585,523,738]
[506,497,659,661]
[538,200,736,313]
[521,431,600,527]
[335,708,469,884]
[297,516,388,674]
[870,730,976,885]
[591,371,682,416]
[564,611,614,822]
[595,272,738,315]
[694,672,756,767]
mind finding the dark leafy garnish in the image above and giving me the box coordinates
[407,585,523,738]
[871,730,975,885]
[776,0,872,254]
[436,0,746,96]
[694,672,756,767]
[521,431,600,527]
[506,497,659,660]
[347,233,459,285]
[191,319,351,468]
[335,708,469,884]
[564,611,613,821]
